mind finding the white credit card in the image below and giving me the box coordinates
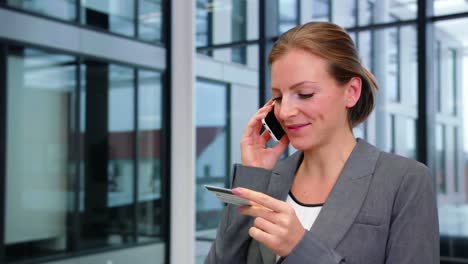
[204,185,251,206]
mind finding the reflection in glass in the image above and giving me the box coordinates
[433,0,468,16]
[342,0,417,26]
[5,48,77,261]
[196,0,212,49]
[436,124,446,194]
[80,62,135,249]
[312,0,331,22]
[195,80,228,231]
[331,0,356,28]
[279,0,298,34]
[232,0,247,64]
[435,20,468,261]
[7,0,76,20]
[137,70,165,244]
[138,0,163,43]
[196,0,258,47]
[81,0,135,37]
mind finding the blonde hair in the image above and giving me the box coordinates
[269,22,379,127]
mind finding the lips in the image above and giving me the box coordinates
[285,123,310,133]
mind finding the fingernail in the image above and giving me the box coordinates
[231,188,242,195]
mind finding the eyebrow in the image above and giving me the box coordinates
[271,81,318,92]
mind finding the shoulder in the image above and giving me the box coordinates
[373,150,434,198]
[377,151,431,181]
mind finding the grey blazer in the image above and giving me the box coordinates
[205,139,439,264]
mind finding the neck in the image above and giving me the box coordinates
[299,131,357,182]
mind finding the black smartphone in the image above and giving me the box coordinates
[261,108,285,142]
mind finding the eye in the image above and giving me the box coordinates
[273,96,282,103]
[298,93,314,99]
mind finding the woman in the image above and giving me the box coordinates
[205,22,439,264]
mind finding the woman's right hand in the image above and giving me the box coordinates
[241,99,290,170]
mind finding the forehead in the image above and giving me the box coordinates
[271,49,332,87]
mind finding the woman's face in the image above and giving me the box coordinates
[271,48,357,150]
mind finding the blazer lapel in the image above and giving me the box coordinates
[259,151,303,264]
[309,139,380,249]
[258,139,380,263]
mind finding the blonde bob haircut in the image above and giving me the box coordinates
[269,22,379,128]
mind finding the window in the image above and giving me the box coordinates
[3,46,167,263]
[5,47,77,261]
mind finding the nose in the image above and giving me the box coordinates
[277,96,298,121]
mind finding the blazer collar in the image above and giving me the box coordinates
[259,139,381,263]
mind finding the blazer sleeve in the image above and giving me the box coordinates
[280,232,346,264]
[384,162,440,263]
[205,164,272,264]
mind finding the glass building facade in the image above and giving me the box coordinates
[0,0,466,263]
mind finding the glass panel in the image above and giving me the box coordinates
[355,0,416,26]
[279,0,298,34]
[366,25,418,152]
[80,62,135,249]
[433,0,468,17]
[195,80,228,263]
[232,0,247,64]
[5,47,77,261]
[394,116,416,159]
[195,80,228,231]
[7,0,76,20]
[436,124,447,194]
[312,0,331,22]
[331,0,356,28]
[196,0,258,47]
[196,0,212,50]
[199,45,260,70]
[138,0,163,43]
[81,0,135,37]
[137,70,166,248]
[434,18,468,262]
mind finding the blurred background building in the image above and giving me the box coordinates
[0,0,466,263]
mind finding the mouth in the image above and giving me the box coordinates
[285,123,310,133]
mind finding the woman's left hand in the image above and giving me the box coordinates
[232,187,306,257]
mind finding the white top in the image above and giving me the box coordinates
[276,191,323,261]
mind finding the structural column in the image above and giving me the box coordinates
[171,0,196,263]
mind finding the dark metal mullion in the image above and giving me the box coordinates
[328,0,333,22]
[0,44,7,264]
[134,0,139,39]
[72,56,82,252]
[296,0,301,26]
[396,25,401,102]
[259,0,266,106]
[76,0,81,23]
[207,0,214,56]
[161,0,171,263]
[354,0,359,27]
[197,39,261,52]
[132,68,139,243]
[225,84,232,188]
[417,0,436,179]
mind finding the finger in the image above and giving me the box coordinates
[239,205,279,224]
[253,217,277,234]
[260,130,271,144]
[242,106,273,139]
[249,226,276,247]
[233,188,288,213]
[271,134,289,154]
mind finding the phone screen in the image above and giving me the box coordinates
[262,109,285,141]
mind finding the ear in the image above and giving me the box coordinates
[345,77,362,108]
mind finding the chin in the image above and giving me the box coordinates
[288,138,316,151]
